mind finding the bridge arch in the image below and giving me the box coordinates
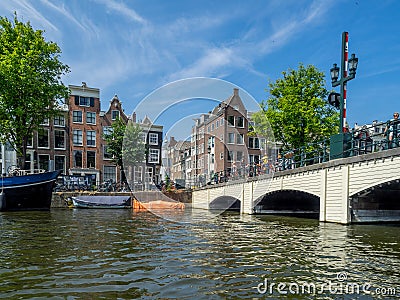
[350,178,400,223]
[254,190,319,219]
[209,196,240,211]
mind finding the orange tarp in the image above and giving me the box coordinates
[133,199,185,211]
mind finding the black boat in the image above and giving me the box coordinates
[70,195,132,208]
[0,170,60,211]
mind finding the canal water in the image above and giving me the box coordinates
[0,209,399,299]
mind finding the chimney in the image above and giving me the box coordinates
[233,88,239,96]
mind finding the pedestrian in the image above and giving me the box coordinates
[384,112,400,148]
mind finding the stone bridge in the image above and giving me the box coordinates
[192,148,400,224]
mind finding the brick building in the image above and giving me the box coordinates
[190,88,263,185]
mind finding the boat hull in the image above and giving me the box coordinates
[0,171,60,211]
[71,196,131,209]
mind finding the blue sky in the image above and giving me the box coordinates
[1,0,399,139]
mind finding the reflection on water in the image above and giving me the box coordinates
[0,210,399,299]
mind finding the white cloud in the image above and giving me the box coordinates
[92,0,148,25]
[0,0,59,33]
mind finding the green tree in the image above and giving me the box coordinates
[252,64,339,152]
[0,14,70,168]
[104,118,146,183]
[103,117,127,168]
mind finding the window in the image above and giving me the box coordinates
[216,120,219,128]
[41,118,49,125]
[228,151,234,161]
[149,133,158,145]
[228,133,235,144]
[249,155,260,164]
[55,156,65,174]
[249,137,260,149]
[134,166,143,184]
[237,151,243,162]
[104,166,116,182]
[149,149,159,163]
[38,154,49,171]
[54,115,65,126]
[73,150,82,167]
[87,151,96,168]
[211,123,215,131]
[73,111,82,123]
[227,116,235,126]
[237,134,244,144]
[54,130,65,149]
[73,129,83,145]
[27,134,33,148]
[141,132,147,143]
[87,130,96,146]
[237,116,244,128]
[38,129,49,148]
[220,118,224,125]
[103,126,112,137]
[86,112,96,124]
[145,167,153,183]
[74,96,94,107]
[111,110,120,120]
[103,145,112,160]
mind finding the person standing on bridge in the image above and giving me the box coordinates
[384,112,400,148]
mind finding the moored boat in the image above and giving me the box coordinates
[71,195,132,208]
[0,170,60,211]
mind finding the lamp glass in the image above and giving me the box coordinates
[330,63,339,81]
[348,54,358,72]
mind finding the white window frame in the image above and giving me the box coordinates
[237,116,244,128]
[54,129,66,150]
[37,129,50,149]
[87,130,96,147]
[73,110,83,123]
[73,129,83,146]
[38,154,50,171]
[228,132,235,144]
[236,133,244,145]
[86,112,96,125]
[54,115,65,127]
[111,110,120,120]
[86,150,96,168]
[103,165,117,182]
[103,145,112,160]
[54,155,66,174]
[149,149,159,163]
[149,133,158,145]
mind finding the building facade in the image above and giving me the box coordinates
[190,88,263,186]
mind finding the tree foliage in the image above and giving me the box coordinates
[0,13,70,167]
[103,117,127,168]
[252,64,339,152]
[104,118,146,178]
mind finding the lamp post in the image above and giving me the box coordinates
[329,32,359,159]
[330,31,359,133]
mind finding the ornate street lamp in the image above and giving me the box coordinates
[329,32,359,160]
[329,31,359,133]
